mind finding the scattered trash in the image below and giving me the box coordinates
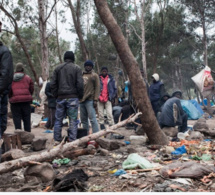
[43,130,53,133]
[122,153,153,170]
[88,185,104,192]
[113,134,124,139]
[108,169,117,174]
[124,141,130,145]
[201,154,212,161]
[52,169,88,192]
[160,161,214,179]
[52,158,71,168]
[113,169,127,176]
[171,145,187,156]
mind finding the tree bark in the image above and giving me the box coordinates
[67,0,89,61]
[38,0,50,80]
[55,5,62,64]
[94,0,168,145]
[0,113,142,174]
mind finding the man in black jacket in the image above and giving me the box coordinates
[0,21,14,139]
[50,51,84,144]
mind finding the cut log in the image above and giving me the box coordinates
[0,112,142,174]
[63,148,96,159]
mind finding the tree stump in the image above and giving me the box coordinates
[3,133,22,153]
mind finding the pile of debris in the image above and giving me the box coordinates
[0,115,215,192]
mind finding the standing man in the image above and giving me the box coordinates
[45,79,56,130]
[0,21,14,140]
[51,51,84,145]
[0,21,14,161]
[98,67,117,130]
[149,73,165,117]
[9,63,34,132]
[80,60,100,134]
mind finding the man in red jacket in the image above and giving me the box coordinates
[9,63,34,132]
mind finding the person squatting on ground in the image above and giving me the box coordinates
[45,79,56,130]
[51,51,84,144]
[158,90,188,133]
[80,60,100,134]
[98,67,117,130]
[0,21,14,141]
[9,63,34,132]
[149,73,165,117]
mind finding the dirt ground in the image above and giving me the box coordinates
[1,110,215,192]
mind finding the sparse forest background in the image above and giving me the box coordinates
[1,0,215,100]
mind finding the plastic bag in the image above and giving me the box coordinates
[180,100,202,120]
[122,153,153,170]
[171,145,187,156]
[191,66,214,92]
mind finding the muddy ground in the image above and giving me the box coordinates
[1,109,215,192]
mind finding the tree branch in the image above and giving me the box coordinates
[44,0,58,24]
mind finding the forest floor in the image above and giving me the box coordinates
[0,109,215,192]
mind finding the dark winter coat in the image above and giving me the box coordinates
[99,74,117,101]
[9,72,34,103]
[45,82,56,108]
[149,81,165,102]
[158,97,185,127]
[50,60,84,99]
[0,41,13,95]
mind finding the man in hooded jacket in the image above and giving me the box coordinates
[149,73,165,116]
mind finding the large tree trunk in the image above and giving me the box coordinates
[38,0,49,81]
[94,0,168,145]
[68,0,89,61]
[0,113,141,174]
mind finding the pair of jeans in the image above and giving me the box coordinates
[54,98,79,142]
[80,100,99,134]
[11,102,31,132]
[0,94,8,138]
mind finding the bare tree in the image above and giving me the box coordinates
[0,4,39,85]
[94,0,168,145]
[38,0,58,80]
[67,0,89,61]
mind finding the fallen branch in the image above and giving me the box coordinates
[0,112,142,174]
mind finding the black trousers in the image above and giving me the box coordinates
[11,102,31,132]
[45,108,56,129]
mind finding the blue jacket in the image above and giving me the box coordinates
[99,74,117,101]
[149,81,164,102]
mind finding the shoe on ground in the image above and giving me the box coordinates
[54,141,61,146]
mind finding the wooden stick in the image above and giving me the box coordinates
[0,112,142,174]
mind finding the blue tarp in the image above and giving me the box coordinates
[189,100,204,115]
[180,100,203,120]
[200,99,214,106]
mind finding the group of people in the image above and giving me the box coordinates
[148,73,188,133]
[0,18,188,149]
[48,52,117,145]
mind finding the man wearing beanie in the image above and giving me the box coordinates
[98,67,117,130]
[0,21,14,155]
[80,60,100,134]
[50,51,84,145]
[9,63,34,132]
